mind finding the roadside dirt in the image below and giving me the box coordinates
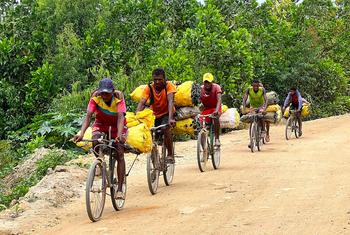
[1,114,350,235]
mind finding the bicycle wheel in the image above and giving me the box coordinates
[147,146,159,195]
[285,117,293,140]
[212,144,221,169]
[294,118,300,139]
[197,130,208,172]
[256,124,262,152]
[86,160,106,222]
[110,157,126,211]
[249,122,257,153]
[163,142,175,186]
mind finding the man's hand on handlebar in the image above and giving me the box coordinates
[73,134,83,143]
[168,118,176,128]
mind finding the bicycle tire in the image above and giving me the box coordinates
[212,144,221,169]
[294,118,300,139]
[197,130,208,172]
[110,157,127,211]
[147,147,159,195]
[86,160,106,222]
[250,122,256,153]
[285,117,293,140]
[257,124,262,152]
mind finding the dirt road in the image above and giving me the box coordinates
[4,115,350,235]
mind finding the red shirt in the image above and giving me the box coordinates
[200,83,222,110]
[87,95,127,138]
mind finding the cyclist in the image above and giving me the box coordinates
[137,68,176,163]
[73,77,127,199]
[282,87,303,136]
[200,73,222,146]
[242,80,269,145]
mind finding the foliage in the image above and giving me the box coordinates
[0,149,77,209]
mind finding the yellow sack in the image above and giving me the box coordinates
[266,104,280,113]
[301,104,310,118]
[276,110,282,123]
[172,118,195,136]
[76,127,93,151]
[222,105,228,113]
[126,123,152,153]
[126,112,140,128]
[283,107,290,118]
[136,109,155,129]
[130,85,150,105]
[174,81,193,107]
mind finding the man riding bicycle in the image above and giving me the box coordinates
[73,77,127,200]
[282,87,303,136]
[242,80,269,145]
[137,68,176,163]
[200,73,222,146]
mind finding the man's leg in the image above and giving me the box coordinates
[113,142,126,199]
[296,112,302,136]
[164,127,174,162]
[265,121,270,142]
[213,117,220,146]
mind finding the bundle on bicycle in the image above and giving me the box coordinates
[81,135,141,222]
[196,114,221,172]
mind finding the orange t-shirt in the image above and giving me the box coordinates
[142,82,176,118]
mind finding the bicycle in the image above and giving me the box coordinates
[82,133,140,222]
[146,124,175,195]
[196,114,220,172]
[246,109,265,153]
[285,109,301,140]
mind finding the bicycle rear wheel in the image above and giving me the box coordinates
[86,160,106,222]
[110,157,126,211]
[197,130,208,172]
[163,142,175,186]
[147,146,159,195]
[249,122,257,153]
[285,117,293,140]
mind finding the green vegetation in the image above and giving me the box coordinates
[0,149,76,208]
[0,0,349,208]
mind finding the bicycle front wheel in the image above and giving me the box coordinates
[294,119,300,139]
[110,157,126,211]
[285,117,293,140]
[86,160,106,222]
[212,144,221,169]
[249,122,257,153]
[163,142,175,186]
[197,130,208,172]
[147,147,159,195]
[257,124,262,152]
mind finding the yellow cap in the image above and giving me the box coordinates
[203,73,214,82]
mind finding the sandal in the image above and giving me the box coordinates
[115,190,125,200]
[166,155,175,164]
[214,139,221,147]
[265,135,270,143]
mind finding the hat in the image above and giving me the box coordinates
[203,73,214,82]
[98,78,114,93]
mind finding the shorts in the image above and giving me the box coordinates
[155,114,169,127]
[200,108,221,123]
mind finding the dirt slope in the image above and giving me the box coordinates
[1,114,350,235]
